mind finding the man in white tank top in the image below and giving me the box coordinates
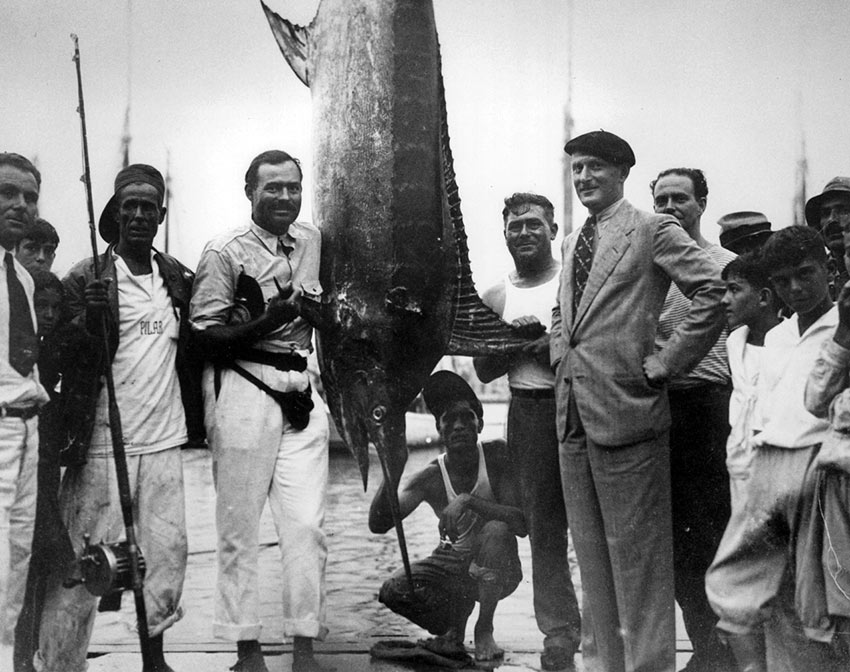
[474,193,582,672]
[369,371,525,663]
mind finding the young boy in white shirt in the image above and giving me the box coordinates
[706,226,844,671]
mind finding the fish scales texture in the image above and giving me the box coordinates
[262,0,530,492]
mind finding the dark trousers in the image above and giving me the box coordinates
[379,520,522,636]
[508,392,581,652]
[668,384,731,664]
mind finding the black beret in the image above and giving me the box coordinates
[564,130,636,167]
[422,371,483,421]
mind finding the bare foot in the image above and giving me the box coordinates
[418,634,469,660]
[473,628,504,661]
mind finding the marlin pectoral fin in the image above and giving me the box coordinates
[260,0,310,86]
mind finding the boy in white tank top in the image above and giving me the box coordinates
[369,371,525,663]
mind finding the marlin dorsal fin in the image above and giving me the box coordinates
[260,0,310,86]
[433,34,530,358]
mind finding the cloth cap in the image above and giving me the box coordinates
[422,371,483,421]
[805,176,850,228]
[564,130,635,167]
[717,211,772,253]
[98,164,165,243]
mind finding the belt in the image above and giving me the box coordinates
[232,348,307,372]
[510,387,555,399]
[0,405,38,419]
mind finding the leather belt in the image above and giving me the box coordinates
[510,387,555,399]
[0,405,38,419]
[233,348,307,372]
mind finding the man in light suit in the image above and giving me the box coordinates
[551,130,725,672]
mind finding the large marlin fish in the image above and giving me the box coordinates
[261,0,529,576]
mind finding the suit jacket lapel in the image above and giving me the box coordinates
[573,209,635,330]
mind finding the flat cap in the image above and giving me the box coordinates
[717,211,772,254]
[98,164,165,243]
[422,370,483,421]
[805,176,850,228]
[564,130,635,167]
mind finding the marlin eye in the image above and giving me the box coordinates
[371,406,387,423]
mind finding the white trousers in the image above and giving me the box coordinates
[36,448,187,672]
[0,415,37,670]
[205,363,330,642]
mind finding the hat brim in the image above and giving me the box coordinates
[720,228,772,254]
[422,371,482,420]
[805,189,850,228]
[97,194,120,243]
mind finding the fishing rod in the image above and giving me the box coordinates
[70,33,154,670]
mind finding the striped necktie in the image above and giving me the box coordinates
[6,253,37,376]
[572,215,596,316]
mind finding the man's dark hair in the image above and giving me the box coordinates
[762,225,827,270]
[649,168,708,201]
[22,218,59,247]
[30,269,64,297]
[502,192,555,229]
[0,152,41,187]
[245,150,302,193]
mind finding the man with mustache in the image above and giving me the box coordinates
[0,153,48,671]
[190,150,329,672]
[806,177,850,299]
[36,163,204,672]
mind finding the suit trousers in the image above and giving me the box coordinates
[560,391,675,672]
[205,364,330,642]
[0,416,37,671]
[507,394,581,652]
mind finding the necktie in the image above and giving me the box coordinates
[572,215,596,316]
[6,253,37,376]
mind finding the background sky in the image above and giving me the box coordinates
[3,0,850,291]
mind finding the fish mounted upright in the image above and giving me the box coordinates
[261,0,530,578]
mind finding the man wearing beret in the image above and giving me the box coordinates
[36,163,204,672]
[0,153,49,671]
[651,167,737,672]
[806,177,850,299]
[369,370,526,665]
[552,131,725,672]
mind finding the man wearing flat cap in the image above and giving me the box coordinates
[37,163,204,672]
[717,211,772,255]
[370,370,526,664]
[806,176,850,298]
[552,131,725,672]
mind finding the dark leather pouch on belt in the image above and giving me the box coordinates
[228,362,314,430]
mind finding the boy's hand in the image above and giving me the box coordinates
[834,280,850,349]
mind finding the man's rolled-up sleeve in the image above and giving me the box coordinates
[806,338,850,429]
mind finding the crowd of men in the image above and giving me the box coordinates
[0,129,849,672]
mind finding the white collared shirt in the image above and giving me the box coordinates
[756,306,837,448]
[0,253,48,408]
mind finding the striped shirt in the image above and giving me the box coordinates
[655,243,737,389]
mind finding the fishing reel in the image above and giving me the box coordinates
[64,534,146,603]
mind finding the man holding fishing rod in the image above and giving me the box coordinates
[35,164,204,672]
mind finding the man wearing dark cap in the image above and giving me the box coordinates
[369,371,526,665]
[36,163,203,672]
[806,176,850,298]
[553,131,725,672]
[717,211,772,255]
[0,153,48,671]
[651,167,737,672]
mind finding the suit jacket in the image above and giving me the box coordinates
[550,200,725,446]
